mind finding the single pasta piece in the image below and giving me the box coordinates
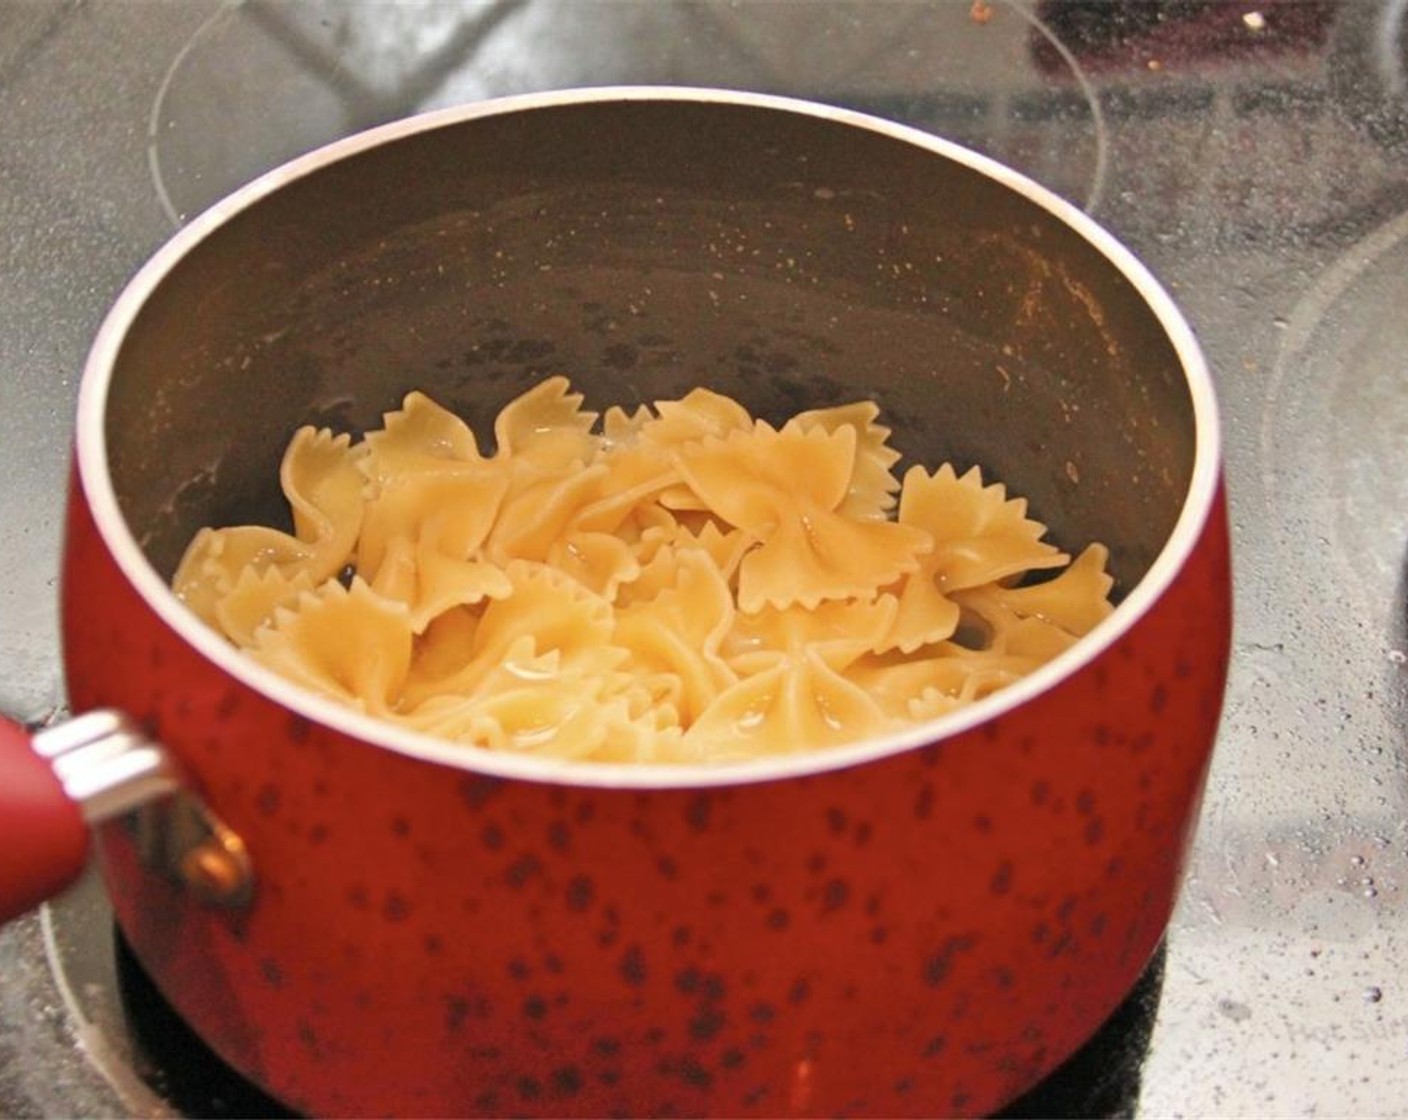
[785,400,903,521]
[674,423,932,612]
[173,377,1115,763]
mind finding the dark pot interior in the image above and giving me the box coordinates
[100,96,1195,598]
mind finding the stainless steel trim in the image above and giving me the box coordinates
[32,711,180,825]
[31,710,254,908]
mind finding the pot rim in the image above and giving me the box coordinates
[75,85,1223,791]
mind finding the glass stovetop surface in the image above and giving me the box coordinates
[3,2,1408,1115]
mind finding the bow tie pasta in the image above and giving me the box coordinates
[173,377,1113,763]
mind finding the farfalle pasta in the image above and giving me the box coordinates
[173,377,1115,763]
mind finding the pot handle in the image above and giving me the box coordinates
[0,710,180,923]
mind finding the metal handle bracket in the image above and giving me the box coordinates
[33,711,254,909]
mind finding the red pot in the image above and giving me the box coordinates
[0,88,1230,1117]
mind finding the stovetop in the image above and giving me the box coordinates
[3,1,1408,1115]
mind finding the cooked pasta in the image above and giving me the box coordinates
[172,377,1114,762]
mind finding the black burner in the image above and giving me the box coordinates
[996,946,1166,1120]
[112,922,1164,1119]
[114,932,296,1120]
[148,0,1106,224]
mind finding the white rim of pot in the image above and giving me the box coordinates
[77,86,1222,790]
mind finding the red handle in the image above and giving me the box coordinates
[0,716,90,923]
